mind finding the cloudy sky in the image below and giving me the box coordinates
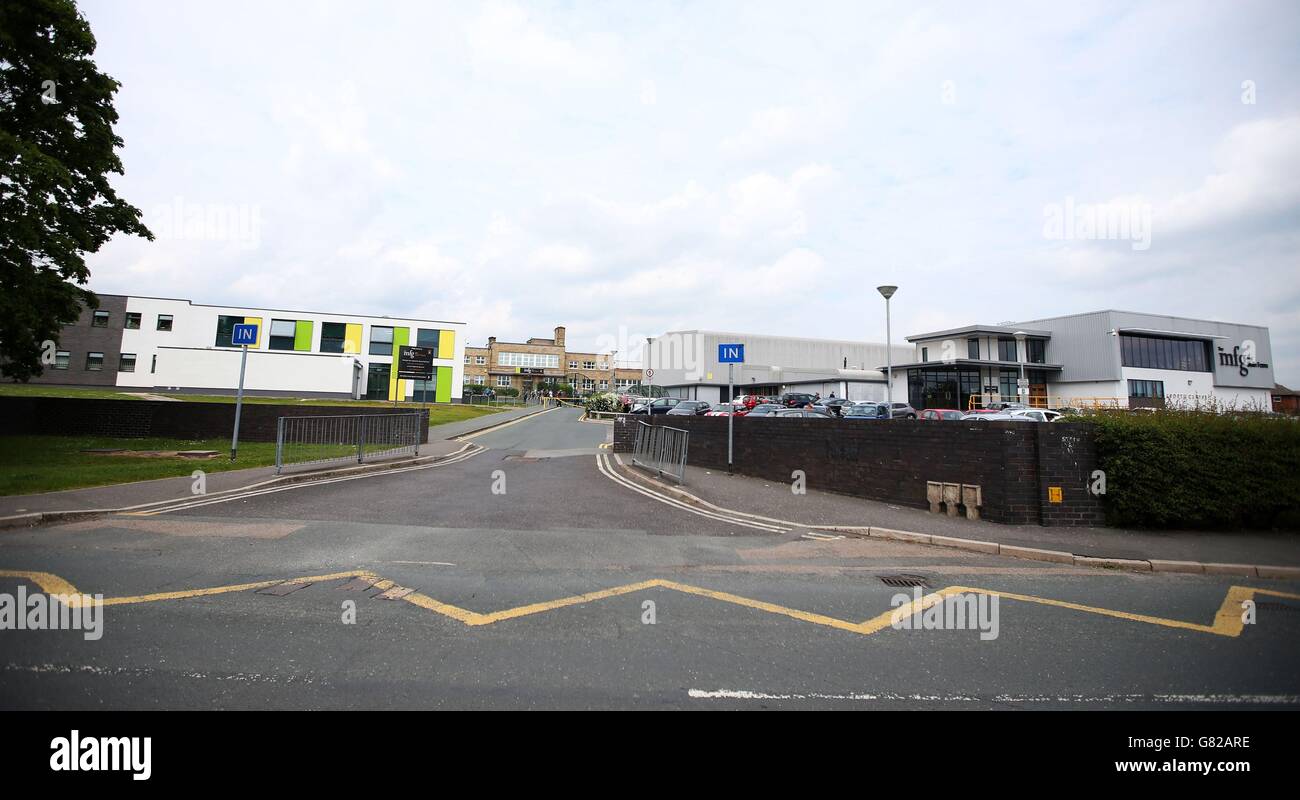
[80,0,1300,383]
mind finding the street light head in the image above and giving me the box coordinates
[1013,330,1027,338]
[876,285,898,300]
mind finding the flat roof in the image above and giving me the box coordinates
[95,292,466,326]
[906,325,1052,342]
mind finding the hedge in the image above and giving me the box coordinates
[1082,411,1300,529]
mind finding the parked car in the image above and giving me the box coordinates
[814,398,853,416]
[918,408,966,421]
[842,402,889,419]
[666,400,712,416]
[1006,408,1063,422]
[960,412,1036,422]
[629,397,681,415]
[774,408,834,418]
[743,403,786,417]
[732,394,768,410]
[705,403,747,417]
[779,392,817,408]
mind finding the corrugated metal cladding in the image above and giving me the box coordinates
[1018,311,1274,389]
[1017,311,1116,382]
[646,330,911,386]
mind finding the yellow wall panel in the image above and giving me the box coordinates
[344,323,362,354]
[243,317,262,348]
[437,329,455,359]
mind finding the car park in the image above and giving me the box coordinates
[918,408,966,421]
[666,400,712,416]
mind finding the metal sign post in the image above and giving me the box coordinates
[718,343,745,474]
[229,323,259,460]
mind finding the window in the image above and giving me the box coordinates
[125,312,141,330]
[997,338,1017,362]
[416,328,440,350]
[1128,379,1165,398]
[499,352,559,369]
[1119,334,1209,372]
[582,378,594,390]
[215,315,246,347]
[119,353,137,373]
[1027,339,1046,364]
[320,322,347,354]
[269,319,297,351]
[497,375,511,387]
[569,360,577,369]
[150,354,157,373]
[157,314,173,331]
[475,355,486,365]
[370,326,394,356]
[999,369,1019,401]
[921,347,929,363]
[86,352,104,371]
[92,310,110,328]
[464,354,470,363]
[53,351,70,370]
[967,338,980,360]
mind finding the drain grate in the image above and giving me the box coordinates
[879,574,929,588]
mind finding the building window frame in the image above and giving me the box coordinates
[269,319,298,351]
[320,322,347,354]
[125,312,141,330]
[369,326,394,356]
[156,314,174,332]
[91,310,110,328]
[119,353,137,373]
[86,352,104,371]
[967,338,980,360]
[53,350,70,370]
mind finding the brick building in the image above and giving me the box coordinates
[463,326,641,395]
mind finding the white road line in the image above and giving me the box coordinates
[687,689,1300,704]
[137,446,485,515]
[595,454,790,533]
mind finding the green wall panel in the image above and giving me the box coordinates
[293,320,313,351]
[435,365,451,404]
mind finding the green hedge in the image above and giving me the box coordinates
[1082,411,1300,529]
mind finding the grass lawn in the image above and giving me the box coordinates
[0,436,286,496]
[1,384,507,426]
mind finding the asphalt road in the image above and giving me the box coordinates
[2,407,1298,709]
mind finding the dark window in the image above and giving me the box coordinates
[1027,339,1046,364]
[998,338,1017,361]
[156,314,173,331]
[321,322,347,354]
[999,369,1019,401]
[1119,334,1210,372]
[119,353,137,373]
[125,312,141,330]
[967,338,980,360]
[416,328,440,350]
[151,354,157,374]
[54,351,70,370]
[215,315,246,347]
[269,319,296,351]
[86,352,104,371]
[92,310,110,328]
[1128,379,1165,398]
[370,326,394,356]
[921,347,928,362]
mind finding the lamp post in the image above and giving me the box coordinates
[1013,330,1027,407]
[877,285,898,419]
[609,349,618,395]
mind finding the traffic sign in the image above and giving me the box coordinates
[645,368,654,379]
[232,323,258,346]
[718,343,745,363]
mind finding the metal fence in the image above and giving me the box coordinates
[631,420,690,484]
[275,413,422,474]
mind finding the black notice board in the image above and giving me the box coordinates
[397,346,435,380]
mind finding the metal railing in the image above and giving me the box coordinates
[631,420,690,484]
[275,413,422,474]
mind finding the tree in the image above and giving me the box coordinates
[0,0,152,380]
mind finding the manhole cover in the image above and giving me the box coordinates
[879,574,929,588]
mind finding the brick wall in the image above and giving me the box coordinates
[0,397,429,443]
[619,414,1103,527]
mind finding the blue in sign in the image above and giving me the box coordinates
[718,343,745,363]
[231,323,259,346]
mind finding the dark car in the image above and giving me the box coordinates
[743,403,786,417]
[666,400,711,416]
[779,392,817,408]
[629,397,681,415]
[842,402,889,419]
[814,397,853,416]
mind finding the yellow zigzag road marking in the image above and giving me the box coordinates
[1,569,1296,637]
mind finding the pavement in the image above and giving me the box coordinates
[1,406,1297,709]
[646,464,1300,568]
